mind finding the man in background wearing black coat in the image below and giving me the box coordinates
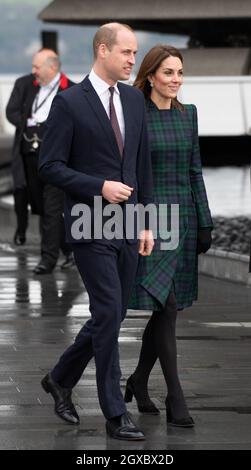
[6,49,74,273]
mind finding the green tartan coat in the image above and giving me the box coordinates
[129,99,213,311]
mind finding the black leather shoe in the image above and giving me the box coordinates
[124,375,160,415]
[33,262,54,274]
[60,254,75,270]
[165,397,194,428]
[14,230,26,246]
[106,412,145,441]
[41,373,79,425]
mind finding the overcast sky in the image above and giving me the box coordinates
[0,0,188,74]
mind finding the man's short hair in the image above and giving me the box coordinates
[37,48,61,70]
[93,23,133,58]
[45,55,61,70]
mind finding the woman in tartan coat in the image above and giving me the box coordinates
[125,45,213,427]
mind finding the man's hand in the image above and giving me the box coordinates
[102,181,134,203]
[138,230,154,256]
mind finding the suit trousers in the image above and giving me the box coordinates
[40,183,71,266]
[13,187,29,235]
[22,151,43,214]
[51,239,139,419]
[22,151,71,266]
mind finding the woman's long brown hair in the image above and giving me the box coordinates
[134,45,184,110]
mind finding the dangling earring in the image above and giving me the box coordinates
[149,81,153,88]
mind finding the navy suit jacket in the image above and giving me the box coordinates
[38,76,153,243]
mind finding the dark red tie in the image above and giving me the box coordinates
[109,86,124,158]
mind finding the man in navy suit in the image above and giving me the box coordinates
[39,23,153,440]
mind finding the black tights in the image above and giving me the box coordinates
[132,291,189,419]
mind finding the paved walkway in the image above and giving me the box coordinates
[0,241,251,450]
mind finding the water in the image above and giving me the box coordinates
[203,166,251,217]
[0,166,250,219]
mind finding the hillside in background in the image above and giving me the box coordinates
[0,0,187,74]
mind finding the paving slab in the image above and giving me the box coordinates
[0,242,251,450]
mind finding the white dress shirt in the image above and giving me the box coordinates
[88,69,125,142]
[31,72,61,124]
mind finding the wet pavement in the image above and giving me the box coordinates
[0,241,251,450]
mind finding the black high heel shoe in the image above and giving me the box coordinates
[124,375,160,415]
[165,397,194,428]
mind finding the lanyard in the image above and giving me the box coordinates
[32,78,60,114]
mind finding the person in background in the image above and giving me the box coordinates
[6,74,32,246]
[6,49,74,273]
[127,45,213,428]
